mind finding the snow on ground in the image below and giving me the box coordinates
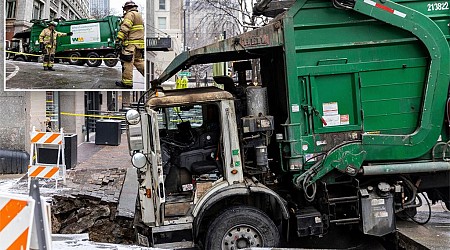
[52,234,160,250]
[0,174,69,197]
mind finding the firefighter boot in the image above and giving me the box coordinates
[48,67,55,71]
[115,81,132,89]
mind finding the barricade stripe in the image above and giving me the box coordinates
[31,133,46,143]
[30,166,46,177]
[43,133,61,144]
[44,167,59,178]
[0,199,28,231]
[7,228,29,250]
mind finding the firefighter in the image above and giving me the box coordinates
[39,21,73,71]
[115,1,145,89]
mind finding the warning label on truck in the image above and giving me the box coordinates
[70,23,101,44]
[322,102,338,116]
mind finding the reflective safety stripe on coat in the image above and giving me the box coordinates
[39,28,68,67]
[39,28,67,48]
[117,7,144,49]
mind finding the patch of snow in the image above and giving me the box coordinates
[52,234,161,250]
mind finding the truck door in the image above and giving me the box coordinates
[139,110,165,225]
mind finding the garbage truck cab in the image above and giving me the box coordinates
[125,0,450,248]
[126,87,288,248]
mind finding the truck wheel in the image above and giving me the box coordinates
[14,56,25,61]
[68,52,84,66]
[86,52,102,67]
[104,53,118,67]
[204,206,280,249]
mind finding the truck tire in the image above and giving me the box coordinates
[14,56,25,61]
[204,206,280,249]
[104,53,118,67]
[68,52,84,66]
[86,52,102,67]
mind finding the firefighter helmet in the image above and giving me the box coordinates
[122,1,138,9]
[48,21,57,27]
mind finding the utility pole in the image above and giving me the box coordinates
[223,30,226,74]
[183,9,186,51]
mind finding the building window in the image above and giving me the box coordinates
[50,10,57,20]
[32,0,44,20]
[61,3,67,13]
[46,92,60,132]
[158,17,167,29]
[159,0,166,10]
[6,0,16,18]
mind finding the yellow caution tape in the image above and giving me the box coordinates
[6,50,119,60]
[60,112,125,120]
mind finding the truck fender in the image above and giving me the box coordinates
[192,180,289,238]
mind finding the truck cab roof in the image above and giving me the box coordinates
[146,87,234,108]
[152,16,285,86]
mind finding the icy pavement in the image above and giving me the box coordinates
[5,60,145,90]
[0,174,69,197]
[52,234,160,250]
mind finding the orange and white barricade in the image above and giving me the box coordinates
[0,193,35,250]
[28,127,66,188]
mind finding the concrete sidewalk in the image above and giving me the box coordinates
[0,133,132,197]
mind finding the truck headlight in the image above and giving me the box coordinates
[126,109,140,125]
[132,152,147,169]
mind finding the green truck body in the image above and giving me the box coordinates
[157,0,450,179]
[130,0,450,248]
[10,16,121,67]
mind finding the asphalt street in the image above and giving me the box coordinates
[5,60,145,90]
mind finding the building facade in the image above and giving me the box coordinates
[88,0,109,18]
[6,0,90,42]
[151,0,182,79]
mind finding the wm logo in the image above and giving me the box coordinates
[72,37,85,42]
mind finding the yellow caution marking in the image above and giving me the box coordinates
[6,51,118,60]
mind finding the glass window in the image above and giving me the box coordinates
[159,0,166,10]
[50,10,57,20]
[45,92,60,132]
[158,17,167,30]
[32,0,44,20]
[158,105,203,130]
[6,0,16,18]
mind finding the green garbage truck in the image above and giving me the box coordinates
[8,16,120,67]
[124,0,450,248]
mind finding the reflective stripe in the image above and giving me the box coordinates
[124,40,144,46]
[130,24,144,31]
[117,31,125,40]
[28,165,60,179]
[0,194,34,250]
[122,79,133,85]
[123,18,133,27]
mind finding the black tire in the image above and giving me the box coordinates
[104,53,118,67]
[204,206,280,249]
[68,52,84,66]
[14,56,25,61]
[86,52,102,67]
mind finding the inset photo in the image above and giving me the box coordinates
[5,0,145,90]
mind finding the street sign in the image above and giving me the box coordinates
[179,71,191,77]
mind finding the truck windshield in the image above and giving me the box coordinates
[158,105,203,130]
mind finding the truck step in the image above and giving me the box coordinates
[153,241,195,249]
[152,223,192,233]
